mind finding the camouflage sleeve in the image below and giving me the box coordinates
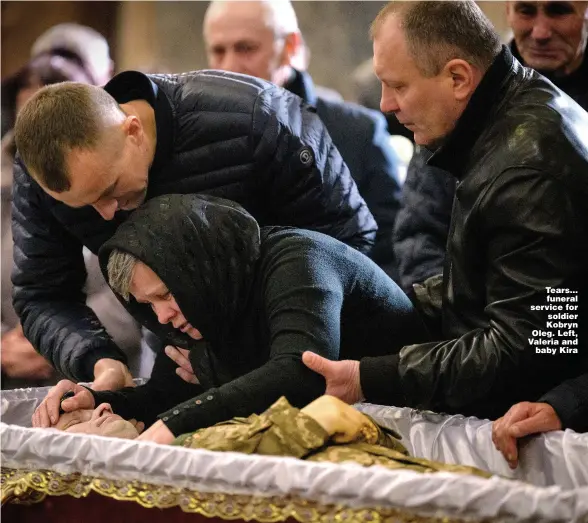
[173,397,329,459]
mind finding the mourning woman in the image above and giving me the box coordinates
[34,194,426,443]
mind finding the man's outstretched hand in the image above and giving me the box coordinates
[302,351,363,404]
[31,358,133,428]
[492,401,562,469]
[32,379,95,428]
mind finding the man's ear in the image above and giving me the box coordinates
[444,59,479,102]
[282,32,304,69]
[123,115,143,144]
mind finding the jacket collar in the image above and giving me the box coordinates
[103,71,174,182]
[509,39,588,102]
[283,68,318,107]
[428,45,516,179]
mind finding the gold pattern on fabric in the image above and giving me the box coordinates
[1,467,490,522]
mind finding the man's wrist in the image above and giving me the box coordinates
[353,360,365,402]
[93,358,129,378]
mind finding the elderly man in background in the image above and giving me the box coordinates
[203,0,403,277]
[508,0,588,108]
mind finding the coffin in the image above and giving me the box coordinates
[2,385,587,523]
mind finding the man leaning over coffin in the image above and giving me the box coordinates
[302,0,587,438]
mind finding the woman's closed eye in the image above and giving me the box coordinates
[149,291,172,310]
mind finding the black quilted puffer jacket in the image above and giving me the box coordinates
[11,70,376,381]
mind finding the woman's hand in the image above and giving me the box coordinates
[165,345,199,384]
[137,419,175,444]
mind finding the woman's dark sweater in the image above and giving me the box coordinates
[93,195,425,436]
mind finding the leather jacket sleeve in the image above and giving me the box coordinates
[251,86,377,255]
[11,159,127,381]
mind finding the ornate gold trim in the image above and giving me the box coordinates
[1,467,487,522]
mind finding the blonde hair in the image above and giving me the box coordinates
[107,249,138,301]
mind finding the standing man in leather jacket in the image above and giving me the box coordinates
[12,68,376,417]
[393,0,588,295]
[203,0,403,277]
[303,0,588,422]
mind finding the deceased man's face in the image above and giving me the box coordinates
[54,403,142,439]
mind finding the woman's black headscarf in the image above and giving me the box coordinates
[99,194,261,356]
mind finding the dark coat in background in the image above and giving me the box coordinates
[285,70,403,278]
[94,194,425,435]
[394,42,588,294]
[540,373,588,433]
[361,47,588,421]
[11,69,376,382]
[392,147,455,295]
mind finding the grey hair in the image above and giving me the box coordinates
[371,1,501,77]
[107,249,138,301]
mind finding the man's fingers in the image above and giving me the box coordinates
[509,413,555,439]
[176,367,199,384]
[38,403,52,428]
[492,423,519,467]
[32,408,40,428]
[499,435,519,468]
[60,392,86,412]
[302,351,333,377]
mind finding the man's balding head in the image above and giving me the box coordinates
[371,1,501,146]
[203,0,301,86]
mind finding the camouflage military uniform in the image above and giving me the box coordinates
[173,397,490,478]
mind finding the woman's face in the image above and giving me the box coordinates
[130,262,203,340]
[54,403,142,439]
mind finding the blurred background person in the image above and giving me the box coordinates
[1,25,143,389]
[203,0,404,278]
[507,0,588,108]
[30,22,114,86]
[290,34,344,103]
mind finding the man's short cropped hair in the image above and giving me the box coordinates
[14,82,122,192]
[371,0,502,76]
